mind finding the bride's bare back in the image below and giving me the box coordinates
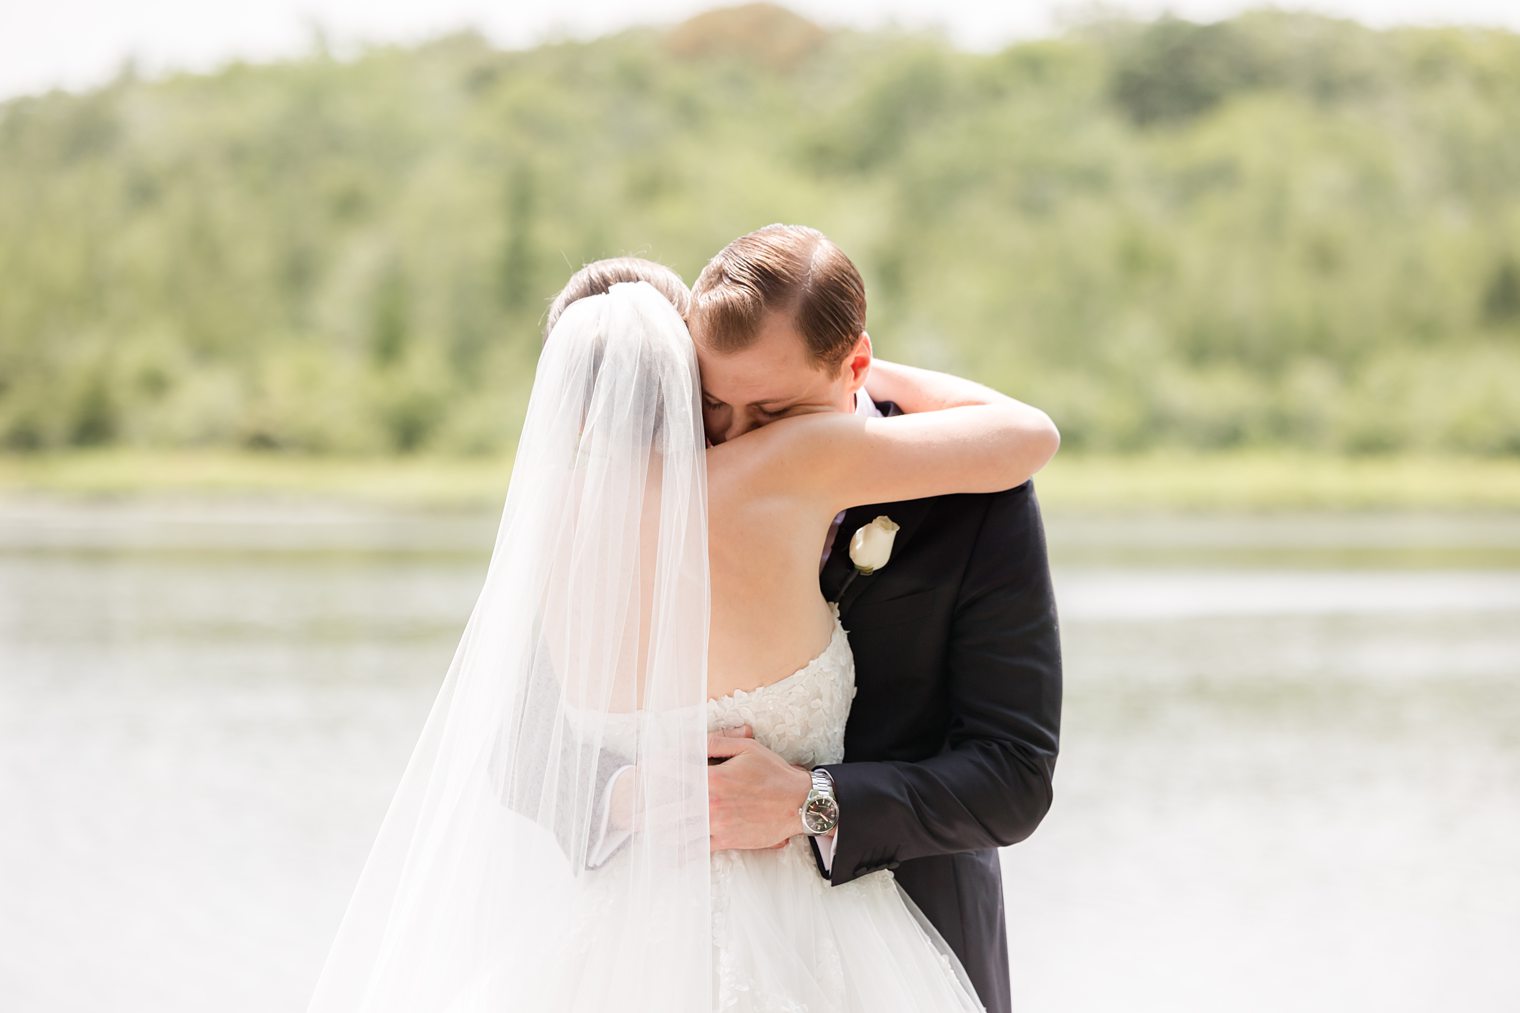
[705,440,841,701]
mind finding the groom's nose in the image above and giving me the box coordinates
[719,413,760,444]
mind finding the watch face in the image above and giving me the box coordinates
[803,797,839,833]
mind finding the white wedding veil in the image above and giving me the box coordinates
[307,281,713,1011]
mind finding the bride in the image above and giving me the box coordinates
[307,254,1059,1012]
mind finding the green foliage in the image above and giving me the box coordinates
[1,6,1517,456]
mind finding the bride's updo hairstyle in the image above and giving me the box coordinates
[544,256,691,339]
[542,277,699,455]
[686,223,866,372]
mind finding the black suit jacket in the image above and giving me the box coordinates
[809,401,1063,1013]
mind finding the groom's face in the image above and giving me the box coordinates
[695,312,869,445]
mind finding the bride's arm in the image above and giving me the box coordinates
[767,366,1059,514]
[860,355,1015,414]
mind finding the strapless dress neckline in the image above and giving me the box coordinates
[708,603,848,707]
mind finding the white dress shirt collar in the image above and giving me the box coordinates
[855,387,882,418]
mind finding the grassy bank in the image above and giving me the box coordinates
[2,449,1517,513]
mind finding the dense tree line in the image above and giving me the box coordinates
[1,5,1516,456]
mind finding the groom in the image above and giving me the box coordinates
[691,224,1062,1013]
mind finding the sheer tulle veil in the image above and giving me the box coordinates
[307,281,713,1011]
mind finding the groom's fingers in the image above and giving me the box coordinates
[707,732,756,758]
[714,723,754,738]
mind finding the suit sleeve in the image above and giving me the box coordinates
[812,479,1062,885]
[489,665,636,873]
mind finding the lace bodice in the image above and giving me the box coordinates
[565,604,857,767]
[706,604,856,768]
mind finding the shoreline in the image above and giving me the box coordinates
[1,449,1518,513]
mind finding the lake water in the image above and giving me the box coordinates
[1,497,1517,1011]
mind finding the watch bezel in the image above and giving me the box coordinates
[801,795,839,833]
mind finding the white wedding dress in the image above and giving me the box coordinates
[575,605,988,1012]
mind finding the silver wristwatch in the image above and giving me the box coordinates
[799,767,840,835]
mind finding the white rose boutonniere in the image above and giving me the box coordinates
[848,515,900,575]
[832,515,899,604]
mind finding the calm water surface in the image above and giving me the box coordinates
[1,498,1517,1011]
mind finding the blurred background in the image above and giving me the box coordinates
[1,1,1517,1010]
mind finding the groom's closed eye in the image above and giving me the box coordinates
[764,402,834,421]
[750,399,809,420]
[702,394,786,419]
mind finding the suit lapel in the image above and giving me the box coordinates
[821,505,868,604]
[818,397,936,615]
[828,496,935,616]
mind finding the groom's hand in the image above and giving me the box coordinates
[707,725,812,852]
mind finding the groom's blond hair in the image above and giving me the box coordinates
[688,224,866,371]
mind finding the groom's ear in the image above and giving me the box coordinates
[839,331,872,394]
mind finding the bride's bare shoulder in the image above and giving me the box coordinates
[704,414,846,497]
